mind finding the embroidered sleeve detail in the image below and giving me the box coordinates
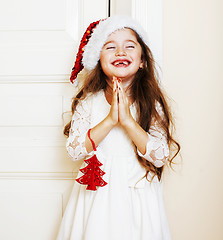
[66,99,91,161]
[137,102,169,168]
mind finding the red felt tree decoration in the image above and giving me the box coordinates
[76,129,108,191]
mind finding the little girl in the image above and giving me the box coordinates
[57,15,180,240]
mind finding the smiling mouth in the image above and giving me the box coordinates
[112,60,131,67]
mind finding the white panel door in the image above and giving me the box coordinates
[0,0,108,239]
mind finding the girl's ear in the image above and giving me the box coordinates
[139,62,143,69]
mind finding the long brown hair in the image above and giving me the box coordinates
[64,29,180,181]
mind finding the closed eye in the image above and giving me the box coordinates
[106,46,116,50]
[126,45,135,49]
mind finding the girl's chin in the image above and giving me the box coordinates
[109,74,128,80]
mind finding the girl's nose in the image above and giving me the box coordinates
[115,48,127,56]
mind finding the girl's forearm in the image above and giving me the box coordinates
[122,117,148,155]
[85,115,148,154]
[85,116,115,153]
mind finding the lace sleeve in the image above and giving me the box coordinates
[66,98,91,161]
[137,102,169,168]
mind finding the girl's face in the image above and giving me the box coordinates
[100,28,143,84]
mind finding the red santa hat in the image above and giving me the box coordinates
[70,15,149,85]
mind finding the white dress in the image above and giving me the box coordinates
[56,90,171,240]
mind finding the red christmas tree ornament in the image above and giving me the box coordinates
[76,129,107,191]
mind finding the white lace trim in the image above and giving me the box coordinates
[137,102,169,168]
[66,98,91,161]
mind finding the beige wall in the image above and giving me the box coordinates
[162,0,223,239]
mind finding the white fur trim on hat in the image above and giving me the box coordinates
[82,15,149,71]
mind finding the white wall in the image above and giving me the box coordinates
[162,0,223,239]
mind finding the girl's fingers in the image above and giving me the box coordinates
[113,77,120,102]
[113,83,118,103]
[107,77,119,126]
[112,76,117,85]
[117,81,128,105]
[112,79,120,112]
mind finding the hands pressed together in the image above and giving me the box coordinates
[107,77,134,129]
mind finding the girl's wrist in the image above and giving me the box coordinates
[105,115,117,128]
[121,116,135,130]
